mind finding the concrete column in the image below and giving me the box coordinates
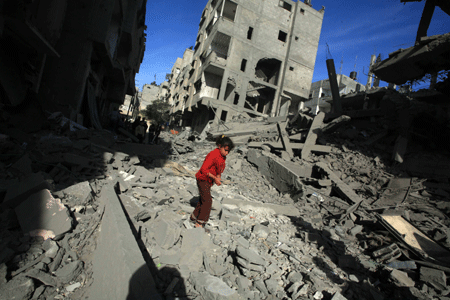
[217,69,230,102]
[326,59,342,115]
[272,0,299,117]
[366,54,376,90]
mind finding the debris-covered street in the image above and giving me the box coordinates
[1,83,450,300]
[1,0,450,299]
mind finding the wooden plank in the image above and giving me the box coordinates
[301,112,325,160]
[277,122,293,158]
[316,161,363,205]
[248,141,331,153]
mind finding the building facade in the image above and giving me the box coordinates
[0,0,147,128]
[168,0,324,132]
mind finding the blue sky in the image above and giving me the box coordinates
[135,0,450,91]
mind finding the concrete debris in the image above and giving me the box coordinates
[1,78,450,300]
[420,267,447,290]
[15,189,73,240]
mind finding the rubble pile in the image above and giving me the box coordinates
[1,84,450,300]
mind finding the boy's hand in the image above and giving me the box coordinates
[214,177,221,186]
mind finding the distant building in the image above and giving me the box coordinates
[304,73,366,113]
[141,83,160,108]
[0,0,147,128]
[168,0,324,132]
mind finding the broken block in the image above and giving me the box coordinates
[153,218,181,250]
[15,189,73,240]
[61,181,93,204]
[420,267,447,290]
[190,272,240,300]
[236,246,267,266]
[390,269,415,287]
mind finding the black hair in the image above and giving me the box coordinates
[216,135,235,151]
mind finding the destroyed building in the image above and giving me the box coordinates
[304,73,366,113]
[168,0,324,133]
[0,0,147,128]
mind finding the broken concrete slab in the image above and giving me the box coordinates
[90,182,161,300]
[277,122,293,158]
[321,115,351,134]
[236,246,267,266]
[222,197,300,217]
[301,111,325,160]
[15,189,73,240]
[247,149,307,196]
[316,162,364,205]
[0,275,35,300]
[180,228,215,273]
[420,267,447,290]
[61,181,93,204]
[390,269,415,287]
[247,141,332,154]
[153,218,181,250]
[2,173,51,209]
[190,272,240,300]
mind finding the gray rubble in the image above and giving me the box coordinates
[1,94,450,300]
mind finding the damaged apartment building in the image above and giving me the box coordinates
[0,0,147,128]
[167,0,325,133]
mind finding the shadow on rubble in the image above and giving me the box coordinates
[127,264,189,300]
[288,213,422,299]
[0,104,185,298]
[117,182,190,300]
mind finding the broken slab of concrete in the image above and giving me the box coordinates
[222,197,300,217]
[1,173,51,209]
[420,267,447,290]
[247,141,331,154]
[316,162,364,205]
[15,189,73,240]
[90,182,161,300]
[301,111,325,160]
[190,272,240,300]
[321,115,351,133]
[247,149,307,196]
[60,181,93,204]
[277,122,293,159]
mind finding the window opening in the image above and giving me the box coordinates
[223,0,237,22]
[233,94,239,105]
[289,66,294,71]
[279,1,292,11]
[278,30,287,42]
[240,59,247,72]
[300,8,305,14]
[220,110,228,122]
[247,27,254,40]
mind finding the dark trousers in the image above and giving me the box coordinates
[191,180,212,225]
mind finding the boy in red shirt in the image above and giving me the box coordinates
[191,135,235,230]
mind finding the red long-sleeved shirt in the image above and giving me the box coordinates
[196,148,226,185]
